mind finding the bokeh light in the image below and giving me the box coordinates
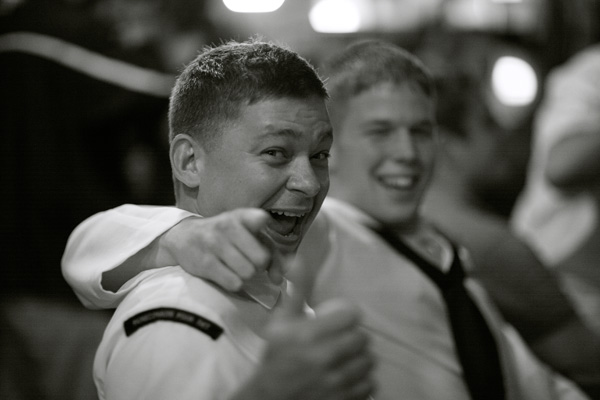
[491,55,538,106]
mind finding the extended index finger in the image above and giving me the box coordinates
[225,208,273,272]
[232,208,271,234]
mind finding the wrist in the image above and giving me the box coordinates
[156,227,181,268]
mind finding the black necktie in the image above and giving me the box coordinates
[375,227,505,400]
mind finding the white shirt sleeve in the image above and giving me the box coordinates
[61,204,194,309]
[102,322,220,400]
[97,307,253,400]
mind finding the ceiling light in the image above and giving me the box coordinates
[309,0,361,33]
[223,0,285,13]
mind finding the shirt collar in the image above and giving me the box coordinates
[324,197,452,271]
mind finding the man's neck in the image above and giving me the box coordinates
[323,196,452,269]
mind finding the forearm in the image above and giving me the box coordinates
[546,131,600,190]
[529,317,600,398]
[470,229,577,340]
[464,215,600,394]
[100,232,177,292]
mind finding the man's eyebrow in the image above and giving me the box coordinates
[360,119,435,129]
[263,128,301,138]
[261,127,333,140]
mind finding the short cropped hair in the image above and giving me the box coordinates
[322,40,435,103]
[168,38,328,148]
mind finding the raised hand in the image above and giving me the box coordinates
[233,257,376,400]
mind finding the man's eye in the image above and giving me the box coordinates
[263,149,290,162]
[366,129,391,137]
[264,149,285,158]
[312,151,331,161]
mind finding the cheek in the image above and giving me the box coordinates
[317,168,330,189]
[360,148,386,173]
[246,169,293,203]
[417,140,437,163]
[345,142,378,166]
[214,166,272,207]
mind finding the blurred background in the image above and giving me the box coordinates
[1,0,599,399]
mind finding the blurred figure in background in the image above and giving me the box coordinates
[511,43,600,338]
[419,31,533,222]
[419,30,600,397]
[0,0,219,398]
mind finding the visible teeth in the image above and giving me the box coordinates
[381,177,414,188]
[270,210,306,217]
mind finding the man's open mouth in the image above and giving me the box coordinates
[266,210,307,238]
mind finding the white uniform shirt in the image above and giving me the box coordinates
[95,267,268,400]
[63,201,588,400]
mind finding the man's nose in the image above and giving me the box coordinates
[286,158,322,198]
[390,130,417,161]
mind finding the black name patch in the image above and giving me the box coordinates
[124,307,223,340]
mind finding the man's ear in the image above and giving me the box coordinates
[170,134,205,188]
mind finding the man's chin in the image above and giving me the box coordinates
[374,209,420,230]
[263,226,303,253]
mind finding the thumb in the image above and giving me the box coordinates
[279,253,314,318]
